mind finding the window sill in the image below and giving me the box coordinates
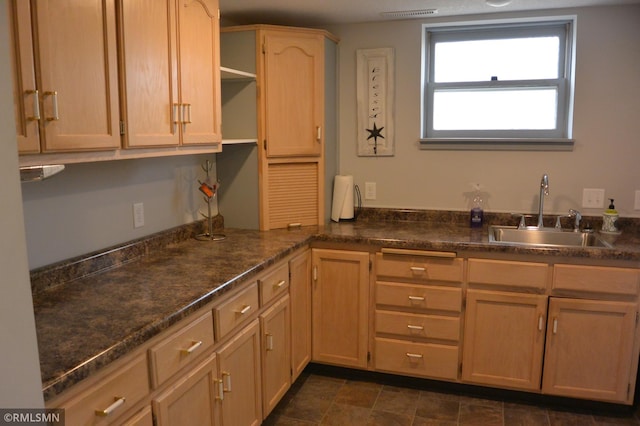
[419,138,574,151]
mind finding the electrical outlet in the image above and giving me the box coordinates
[133,203,145,228]
[364,182,376,200]
[635,190,640,210]
[582,188,605,208]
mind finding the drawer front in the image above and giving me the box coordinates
[376,281,462,312]
[468,258,548,290]
[376,252,463,283]
[259,262,289,305]
[63,353,149,425]
[215,282,259,339]
[149,311,215,388]
[375,337,459,380]
[375,310,460,341]
[553,264,640,296]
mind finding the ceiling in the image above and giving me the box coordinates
[219,0,640,27]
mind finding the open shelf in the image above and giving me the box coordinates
[221,66,256,81]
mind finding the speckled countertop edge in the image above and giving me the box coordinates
[33,211,640,401]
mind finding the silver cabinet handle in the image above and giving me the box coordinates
[236,305,251,315]
[408,295,425,302]
[180,340,203,355]
[538,315,544,331]
[407,324,424,331]
[183,103,192,124]
[410,266,426,274]
[173,103,181,124]
[26,90,40,121]
[95,396,126,417]
[215,378,224,401]
[405,352,424,359]
[222,371,231,392]
[552,318,558,334]
[316,126,322,142]
[273,280,286,290]
[44,91,59,121]
[265,333,274,351]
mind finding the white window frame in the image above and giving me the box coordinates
[420,16,577,150]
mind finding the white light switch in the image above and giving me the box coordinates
[582,188,605,208]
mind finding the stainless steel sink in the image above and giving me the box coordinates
[488,226,612,248]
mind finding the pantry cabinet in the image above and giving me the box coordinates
[311,248,370,368]
[119,0,222,148]
[218,26,338,230]
[9,0,121,153]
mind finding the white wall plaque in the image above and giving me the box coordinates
[356,47,395,156]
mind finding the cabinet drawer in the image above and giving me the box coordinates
[375,337,459,380]
[149,311,215,388]
[214,282,259,339]
[376,310,460,341]
[62,353,149,425]
[376,251,463,283]
[553,264,640,296]
[376,282,462,312]
[468,258,548,291]
[259,262,289,305]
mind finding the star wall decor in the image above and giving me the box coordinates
[356,47,395,156]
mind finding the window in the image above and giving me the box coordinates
[421,18,576,149]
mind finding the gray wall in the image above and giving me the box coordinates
[327,5,640,217]
[0,0,44,407]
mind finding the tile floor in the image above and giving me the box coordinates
[264,367,640,425]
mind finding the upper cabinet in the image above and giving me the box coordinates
[261,30,324,157]
[119,0,222,148]
[9,0,121,153]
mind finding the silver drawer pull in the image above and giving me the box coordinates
[215,378,224,401]
[222,371,232,392]
[266,333,274,351]
[236,305,252,315]
[410,266,426,273]
[407,324,424,331]
[408,295,425,302]
[26,89,40,121]
[405,352,424,359]
[273,280,286,290]
[44,91,59,121]
[181,340,203,355]
[95,396,126,417]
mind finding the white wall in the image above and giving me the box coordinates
[0,0,45,408]
[327,5,640,217]
[22,155,218,269]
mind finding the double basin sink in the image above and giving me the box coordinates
[488,226,612,248]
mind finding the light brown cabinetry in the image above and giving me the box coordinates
[260,295,291,417]
[153,353,221,426]
[218,26,338,230]
[311,248,370,368]
[217,319,262,426]
[289,250,312,381]
[9,0,121,153]
[374,249,463,381]
[119,0,222,148]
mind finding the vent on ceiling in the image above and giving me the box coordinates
[381,9,438,18]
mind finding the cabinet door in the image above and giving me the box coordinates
[312,249,370,368]
[153,352,221,426]
[8,0,40,153]
[260,295,291,417]
[217,319,262,426]
[177,0,222,145]
[262,30,323,157]
[33,0,120,151]
[462,290,547,391]
[120,0,180,147]
[290,250,312,381]
[542,298,637,403]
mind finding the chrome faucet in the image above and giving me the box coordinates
[538,174,549,228]
[569,209,582,231]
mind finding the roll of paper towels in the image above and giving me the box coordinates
[331,175,354,222]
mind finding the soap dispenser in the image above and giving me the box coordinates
[470,184,484,228]
[602,199,619,232]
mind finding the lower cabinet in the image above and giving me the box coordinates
[542,297,637,402]
[217,319,263,426]
[462,290,547,391]
[289,250,312,381]
[311,248,370,368]
[260,295,291,417]
[152,353,221,426]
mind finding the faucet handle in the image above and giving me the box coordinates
[568,209,582,231]
[511,213,533,229]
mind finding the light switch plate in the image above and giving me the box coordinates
[582,188,605,208]
[364,182,376,200]
[133,203,145,228]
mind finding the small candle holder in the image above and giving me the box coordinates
[195,160,225,242]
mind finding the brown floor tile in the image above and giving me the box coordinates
[263,415,320,426]
[458,403,503,426]
[296,374,346,401]
[415,394,460,422]
[412,416,458,426]
[368,409,414,426]
[320,402,372,425]
[504,403,550,426]
[282,394,333,423]
[373,385,420,417]
[591,414,640,426]
[548,409,596,426]
[334,380,383,409]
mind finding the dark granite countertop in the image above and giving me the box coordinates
[33,216,640,401]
